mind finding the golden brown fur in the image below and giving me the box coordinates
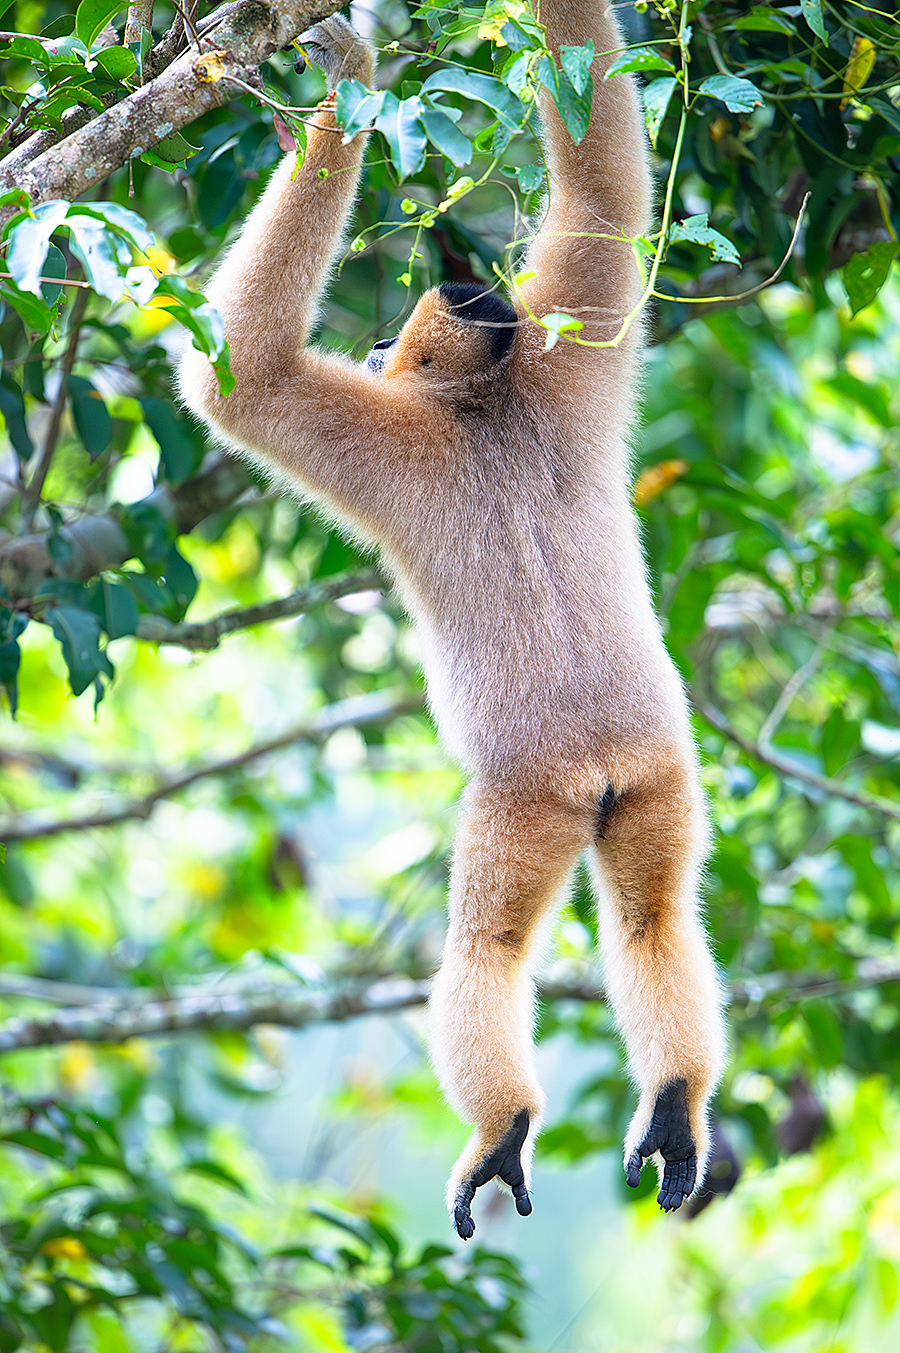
[179,2,726,1235]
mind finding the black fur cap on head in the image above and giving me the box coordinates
[438,282,518,364]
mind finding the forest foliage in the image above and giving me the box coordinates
[2,1,900,1349]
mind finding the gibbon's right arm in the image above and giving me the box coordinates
[178,18,441,540]
[516,0,653,351]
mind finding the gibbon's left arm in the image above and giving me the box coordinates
[179,19,449,541]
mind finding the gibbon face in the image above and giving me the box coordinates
[366,283,518,386]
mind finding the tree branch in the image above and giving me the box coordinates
[0,689,423,843]
[699,703,900,823]
[0,0,346,217]
[135,567,383,648]
[2,962,899,1054]
[0,454,251,601]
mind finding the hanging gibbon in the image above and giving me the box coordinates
[179,1,726,1239]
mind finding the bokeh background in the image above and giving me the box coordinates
[3,2,900,1350]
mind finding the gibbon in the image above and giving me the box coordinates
[179,1,726,1239]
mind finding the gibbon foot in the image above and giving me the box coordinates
[625,1078,697,1212]
[297,15,375,88]
[453,1110,532,1241]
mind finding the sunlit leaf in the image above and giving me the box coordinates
[6,201,69,295]
[605,46,675,79]
[669,214,740,265]
[800,0,828,45]
[75,0,127,55]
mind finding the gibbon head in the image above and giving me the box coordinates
[365,283,518,387]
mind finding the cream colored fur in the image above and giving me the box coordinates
[179,1,726,1228]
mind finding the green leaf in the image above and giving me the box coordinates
[98,578,137,639]
[67,374,111,457]
[799,0,828,45]
[41,243,66,305]
[42,34,90,65]
[516,163,544,193]
[669,214,740,265]
[65,215,131,301]
[421,107,472,167]
[641,76,676,148]
[698,75,763,114]
[732,11,796,35]
[46,604,113,697]
[156,275,234,396]
[335,79,386,141]
[141,397,201,485]
[162,547,198,619]
[803,1002,842,1068]
[141,131,201,171]
[870,97,900,136]
[560,41,595,96]
[605,46,676,79]
[70,200,154,252]
[5,200,69,295]
[540,311,583,350]
[841,241,899,316]
[93,44,136,80]
[0,34,46,63]
[0,612,27,715]
[536,57,593,144]
[0,186,30,214]
[0,279,55,336]
[75,0,126,55]
[0,373,34,462]
[374,93,428,180]
[421,69,524,131]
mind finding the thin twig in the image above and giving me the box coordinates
[0,690,423,843]
[757,642,825,748]
[699,703,900,823]
[0,272,91,289]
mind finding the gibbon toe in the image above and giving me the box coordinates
[453,1109,532,1241]
[625,1078,697,1212]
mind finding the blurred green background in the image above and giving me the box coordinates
[2,1,900,1350]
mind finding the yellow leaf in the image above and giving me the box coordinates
[42,1236,88,1260]
[195,49,228,83]
[841,36,875,108]
[144,244,175,277]
[633,458,689,506]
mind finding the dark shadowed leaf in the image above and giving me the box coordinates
[46,604,113,696]
[0,374,33,461]
[67,374,111,457]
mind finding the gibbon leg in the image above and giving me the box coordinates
[592,765,726,1211]
[430,783,592,1239]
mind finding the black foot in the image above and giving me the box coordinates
[625,1079,697,1213]
[453,1110,532,1241]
